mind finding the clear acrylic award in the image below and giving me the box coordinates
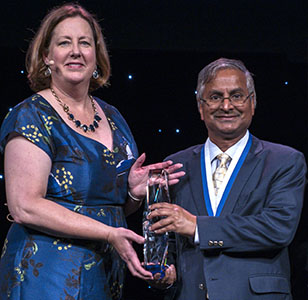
[143,169,170,278]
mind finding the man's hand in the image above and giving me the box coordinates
[148,203,197,237]
[147,264,176,290]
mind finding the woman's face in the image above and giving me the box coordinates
[45,16,96,89]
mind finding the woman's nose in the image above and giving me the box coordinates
[70,43,81,57]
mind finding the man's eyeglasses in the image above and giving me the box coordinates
[199,91,253,107]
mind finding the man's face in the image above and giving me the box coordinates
[199,68,255,143]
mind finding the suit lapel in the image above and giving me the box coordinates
[187,146,208,216]
[219,136,263,216]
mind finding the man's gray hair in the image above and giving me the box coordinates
[196,58,256,107]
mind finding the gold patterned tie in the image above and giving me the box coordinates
[213,153,231,196]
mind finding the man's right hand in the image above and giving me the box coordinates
[147,264,176,289]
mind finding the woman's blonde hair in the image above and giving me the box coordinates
[26,3,110,92]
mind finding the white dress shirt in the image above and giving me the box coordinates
[194,130,250,243]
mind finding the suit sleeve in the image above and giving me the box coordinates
[197,150,307,253]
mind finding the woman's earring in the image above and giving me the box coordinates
[92,69,99,79]
[44,66,51,77]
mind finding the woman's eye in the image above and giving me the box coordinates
[80,41,91,46]
[59,41,69,46]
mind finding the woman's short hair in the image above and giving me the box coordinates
[26,3,110,92]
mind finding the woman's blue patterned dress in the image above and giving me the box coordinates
[0,94,138,300]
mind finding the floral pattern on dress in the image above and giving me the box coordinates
[0,94,138,300]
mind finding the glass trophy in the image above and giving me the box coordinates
[143,169,170,278]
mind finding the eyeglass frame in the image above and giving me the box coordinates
[199,91,254,107]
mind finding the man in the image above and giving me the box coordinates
[148,58,307,299]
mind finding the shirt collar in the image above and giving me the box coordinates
[207,130,250,162]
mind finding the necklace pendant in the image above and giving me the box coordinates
[93,120,99,128]
[82,125,88,132]
[75,120,81,127]
[50,88,101,134]
[94,114,102,122]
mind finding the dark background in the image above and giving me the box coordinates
[0,0,307,299]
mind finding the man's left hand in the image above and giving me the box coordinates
[147,264,176,290]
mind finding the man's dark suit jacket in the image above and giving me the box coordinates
[165,135,306,300]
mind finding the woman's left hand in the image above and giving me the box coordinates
[128,153,185,199]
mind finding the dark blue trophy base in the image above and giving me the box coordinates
[145,264,167,279]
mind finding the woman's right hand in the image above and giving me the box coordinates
[107,227,153,280]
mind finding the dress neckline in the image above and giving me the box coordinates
[35,93,116,152]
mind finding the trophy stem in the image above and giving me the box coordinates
[143,169,170,278]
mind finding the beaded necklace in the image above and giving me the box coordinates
[50,88,102,133]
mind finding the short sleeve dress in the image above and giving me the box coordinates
[0,94,138,300]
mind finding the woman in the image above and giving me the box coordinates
[0,3,182,299]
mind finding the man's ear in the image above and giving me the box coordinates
[250,94,256,116]
[198,102,204,121]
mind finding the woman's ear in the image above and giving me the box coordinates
[43,51,50,65]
